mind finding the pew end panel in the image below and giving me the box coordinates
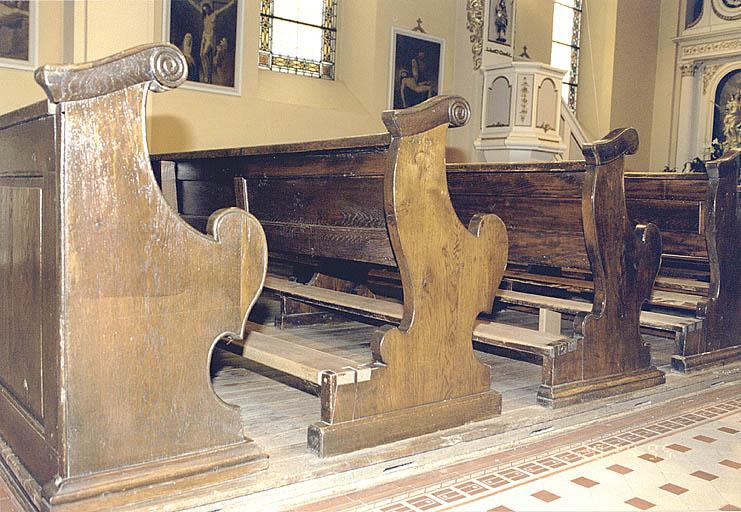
[307,98,507,456]
[232,97,508,457]
[541,127,665,407]
[448,129,665,407]
[0,45,268,512]
[624,153,740,372]
[671,150,741,371]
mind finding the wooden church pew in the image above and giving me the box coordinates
[494,157,740,372]
[153,124,666,410]
[624,157,740,371]
[0,45,269,511]
[226,95,509,457]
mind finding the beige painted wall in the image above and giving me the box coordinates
[513,0,553,63]
[575,0,617,141]
[1,0,680,168]
[0,1,64,115]
[149,0,458,153]
[610,0,660,170]
[648,0,681,171]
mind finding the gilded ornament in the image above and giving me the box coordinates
[466,0,484,70]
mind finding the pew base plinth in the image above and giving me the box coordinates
[307,390,502,458]
[1,436,268,512]
[671,345,741,373]
[537,368,666,408]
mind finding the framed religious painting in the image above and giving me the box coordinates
[0,1,37,71]
[388,27,444,109]
[163,0,244,95]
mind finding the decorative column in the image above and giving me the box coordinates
[675,61,700,166]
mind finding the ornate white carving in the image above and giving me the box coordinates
[682,39,741,58]
[711,0,741,21]
[518,74,531,124]
[702,64,722,93]
[681,62,700,76]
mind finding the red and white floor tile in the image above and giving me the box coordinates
[294,392,741,512]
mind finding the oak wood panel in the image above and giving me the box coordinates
[0,186,43,420]
[626,199,702,233]
[1,44,270,511]
[174,148,388,180]
[261,222,395,266]
[447,167,585,199]
[452,196,585,233]
[0,115,54,177]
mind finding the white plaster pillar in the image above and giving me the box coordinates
[675,62,700,167]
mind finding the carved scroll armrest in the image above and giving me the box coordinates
[582,127,639,166]
[381,96,471,137]
[35,43,187,104]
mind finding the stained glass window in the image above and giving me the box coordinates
[258,0,337,80]
[550,0,582,112]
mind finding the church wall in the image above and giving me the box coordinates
[0,1,64,115]
[610,0,661,171]
[148,0,459,153]
[648,0,681,172]
[575,0,618,143]
[1,0,461,155]
[513,0,553,63]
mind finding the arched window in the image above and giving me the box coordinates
[550,0,582,112]
[258,0,337,79]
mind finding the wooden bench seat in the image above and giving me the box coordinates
[153,125,667,410]
[0,45,269,511]
[264,275,569,358]
[164,95,509,457]
[624,165,740,370]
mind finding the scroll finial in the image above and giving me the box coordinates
[35,43,187,104]
[382,95,471,138]
[582,127,639,166]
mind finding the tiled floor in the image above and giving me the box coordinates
[294,395,741,512]
[1,393,739,511]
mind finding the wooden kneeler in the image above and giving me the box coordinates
[0,45,268,511]
[240,97,508,457]
[538,128,665,406]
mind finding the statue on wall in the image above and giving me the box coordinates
[712,69,741,153]
[494,0,508,42]
[722,92,741,151]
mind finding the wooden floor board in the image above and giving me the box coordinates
[193,297,725,512]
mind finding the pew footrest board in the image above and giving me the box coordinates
[264,275,569,357]
[264,276,665,407]
[307,390,502,457]
[237,322,370,387]
[671,345,741,373]
[502,272,706,312]
[537,368,667,408]
[495,289,704,339]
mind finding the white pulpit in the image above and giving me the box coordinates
[475,61,566,162]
